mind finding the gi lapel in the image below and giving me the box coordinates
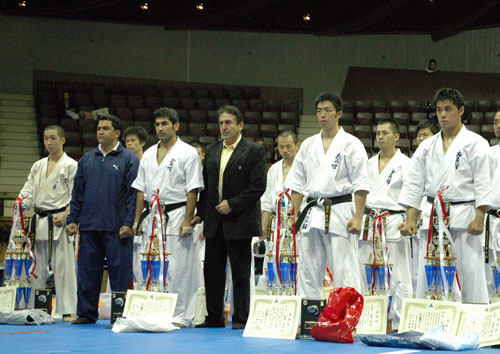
[428,126,466,195]
[322,128,346,181]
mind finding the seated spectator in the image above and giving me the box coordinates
[56,91,79,120]
[425,58,437,74]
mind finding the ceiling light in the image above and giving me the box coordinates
[18,1,26,7]
[196,3,204,11]
[140,2,148,10]
[303,14,311,21]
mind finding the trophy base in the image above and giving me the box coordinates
[386,318,394,333]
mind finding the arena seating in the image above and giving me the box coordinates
[340,99,498,157]
[34,75,303,161]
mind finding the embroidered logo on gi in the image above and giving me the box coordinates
[113,164,119,171]
[386,169,396,184]
[455,151,462,169]
[331,153,341,170]
[53,184,57,189]
[167,158,176,171]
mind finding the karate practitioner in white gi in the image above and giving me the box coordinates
[399,88,492,303]
[485,112,500,297]
[410,120,441,293]
[132,107,204,327]
[123,126,148,289]
[359,119,411,328]
[260,131,298,287]
[288,92,369,298]
[19,125,77,320]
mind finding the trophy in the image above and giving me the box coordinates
[265,191,298,296]
[364,213,392,305]
[424,196,456,301]
[140,198,170,292]
[6,201,34,309]
[492,266,500,297]
[491,223,500,297]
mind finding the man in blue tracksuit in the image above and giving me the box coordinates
[66,115,139,324]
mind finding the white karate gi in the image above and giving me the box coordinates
[485,143,500,297]
[132,139,204,326]
[288,128,369,298]
[19,153,78,314]
[399,126,492,303]
[359,150,411,327]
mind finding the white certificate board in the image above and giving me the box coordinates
[0,286,16,311]
[399,298,461,335]
[123,290,177,319]
[357,295,388,334]
[243,295,301,340]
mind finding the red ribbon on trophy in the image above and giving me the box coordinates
[370,209,390,295]
[426,186,461,298]
[274,189,298,294]
[145,189,166,291]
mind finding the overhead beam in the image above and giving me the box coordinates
[2,0,129,17]
[314,0,411,36]
[163,0,271,30]
[431,0,500,41]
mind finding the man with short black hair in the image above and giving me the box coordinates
[132,107,204,327]
[416,120,440,146]
[196,105,266,329]
[123,126,148,161]
[190,140,205,165]
[19,125,77,321]
[399,88,492,303]
[67,115,139,324]
[123,125,148,289]
[288,92,369,298]
[359,119,411,328]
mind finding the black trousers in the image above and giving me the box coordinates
[204,223,252,325]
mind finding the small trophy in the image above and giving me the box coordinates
[265,192,298,296]
[140,200,170,292]
[364,214,392,300]
[424,197,456,301]
[7,202,34,308]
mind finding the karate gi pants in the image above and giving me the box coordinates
[29,237,77,314]
[76,231,133,322]
[297,228,362,299]
[359,237,412,328]
[416,229,488,303]
[164,211,203,327]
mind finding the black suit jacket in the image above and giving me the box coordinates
[198,137,267,240]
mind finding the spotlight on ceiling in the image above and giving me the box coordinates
[18,1,27,7]
[303,14,311,21]
[140,2,149,10]
[196,3,204,11]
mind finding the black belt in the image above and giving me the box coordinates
[426,196,475,205]
[296,194,352,233]
[31,206,67,265]
[361,207,405,241]
[363,207,405,215]
[136,201,187,233]
[485,209,500,264]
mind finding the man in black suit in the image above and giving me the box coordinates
[195,105,267,329]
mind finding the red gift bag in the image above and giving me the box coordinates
[310,287,364,343]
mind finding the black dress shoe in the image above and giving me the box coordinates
[71,317,95,325]
[231,323,246,330]
[195,321,225,328]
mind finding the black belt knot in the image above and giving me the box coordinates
[426,196,475,205]
[296,194,353,233]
